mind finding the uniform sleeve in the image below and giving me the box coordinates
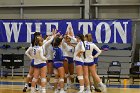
[68,35,77,42]
[43,35,54,47]
[25,47,33,60]
[40,47,48,61]
[92,44,101,57]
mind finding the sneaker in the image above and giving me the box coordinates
[60,89,66,93]
[41,87,46,93]
[94,88,101,92]
[54,89,59,93]
[99,84,106,93]
[85,90,91,93]
[23,87,27,92]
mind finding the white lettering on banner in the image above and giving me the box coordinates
[95,22,111,43]
[113,22,128,43]
[45,22,58,35]
[26,22,42,42]
[78,22,93,35]
[3,22,22,42]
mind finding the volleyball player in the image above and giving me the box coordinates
[31,33,56,93]
[83,34,106,93]
[43,33,54,89]
[68,33,86,93]
[52,37,66,93]
[62,35,75,90]
[23,32,41,92]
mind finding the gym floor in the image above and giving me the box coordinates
[0,77,140,93]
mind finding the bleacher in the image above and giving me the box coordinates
[96,44,132,78]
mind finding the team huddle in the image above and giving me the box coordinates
[23,28,107,93]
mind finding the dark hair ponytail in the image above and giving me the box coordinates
[77,34,86,59]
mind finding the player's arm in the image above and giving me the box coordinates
[92,44,102,58]
[40,47,48,61]
[25,47,33,60]
[76,42,85,57]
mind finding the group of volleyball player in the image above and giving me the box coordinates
[23,27,106,93]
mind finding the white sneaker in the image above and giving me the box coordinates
[85,90,91,93]
[59,89,66,93]
[100,84,107,93]
[54,89,59,93]
[91,85,95,90]
[41,88,46,93]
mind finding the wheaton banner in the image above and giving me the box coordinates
[0,20,132,43]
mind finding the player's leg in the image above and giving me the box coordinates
[40,65,47,93]
[47,61,53,89]
[31,67,40,93]
[63,59,69,90]
[58,66,65,93]
[75,61,84,93]
[23,66,34,92]
[83,65,91,93]
[89,65,106,93]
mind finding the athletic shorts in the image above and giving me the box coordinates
[53,61,63,69]
[84,62,95,66]
[34,63,47,68]
[94,57,98,64]
[31,59,34,67]
[75,61,84,66]
[65,57,74,64]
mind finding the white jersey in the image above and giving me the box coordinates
[32,45,47,65]
[45,44,54,60]
[42,35,55,60]
[25,46,33,60]
[84,41,101,63]
[62,40,74,58]
[74,41,85,62]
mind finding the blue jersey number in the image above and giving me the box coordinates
[85,45,90,50]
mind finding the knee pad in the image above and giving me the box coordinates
[47,74,51,78]
[65,74,69,78]
[27,74,32,78]
[77,76,83,80]
[32,78,38,82]
[70,75,75,78]
[41,78,46,83]
[59,78,64,82]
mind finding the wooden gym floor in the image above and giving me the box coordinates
[0,76,140,93]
